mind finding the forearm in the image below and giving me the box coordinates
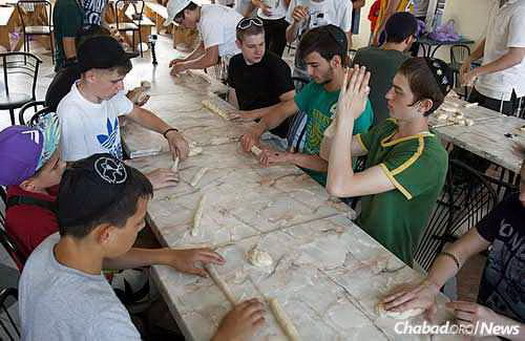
[181,51,218,70]
[466,39,485,63]
[185,43,206,61]
[257,100,297,133]
[474,49,525,77]
[245,103,283,120]
[128,107,172,134]
[326,118,355,195]
[289,153,328,172]
[496,317,525,341]
[286,22,299,43]
[104,248,170,269]
[62,38,77,59]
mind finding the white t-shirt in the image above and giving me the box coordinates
[285,0,352,38]
[257,0,288,20]
[475,0,525,101]
[198,4,243,58]
[235,0,256,17]
[58,82,134,162]
[19,233,141,341]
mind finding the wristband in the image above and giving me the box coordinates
[439,251,460,269]
[162,128,179,138]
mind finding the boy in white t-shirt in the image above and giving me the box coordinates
[58,36,189,190]
[166,0,243,76]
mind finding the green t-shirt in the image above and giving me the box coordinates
[355,119,448,265]
[53,0,84,71]
[353,47,409,125]
[294,81,374,185]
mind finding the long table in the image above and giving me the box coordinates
[123,71,458,340]
[429,98,524,174]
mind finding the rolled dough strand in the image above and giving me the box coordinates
[202,99,231,120]
[268,298,300,341]
[204,263,238,305]
[190,167,208,187]
[191,194,206,236]
[171,157,180,172]
[250,145,262,157]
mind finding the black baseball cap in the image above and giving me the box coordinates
[77,36,135,73]
[58,153,133,227]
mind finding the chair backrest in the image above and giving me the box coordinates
[115,0,145,28]
[0,186,6,227]
[0,52,42,100]
[0,187,26,270]
[16,0,53,30]
[450,44,471,68]
[18,100,46,126]
[0,287,20,341]
[414,159,498,271]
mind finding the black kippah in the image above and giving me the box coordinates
[423,57,453,96]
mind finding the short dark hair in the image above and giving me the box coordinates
[58,166,153,239]
[397,57,446,116]
[385,12,418,43]
[175,2,199,22]
[298,25,348,66]
[236,19,264,41]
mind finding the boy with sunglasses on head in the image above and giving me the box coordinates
[227,17,295,142]
[167,0,243,77]
[240,25,373,186]
[321,58,452,266]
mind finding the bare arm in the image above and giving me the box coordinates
[238,90,296,120]
[180,45,220,70]
[320,132,367,161]
[471,47,525,77]
[228,88,240,109]
[62,37,77,60]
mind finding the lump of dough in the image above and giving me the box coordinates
[436,113,448,121]
[375,302,424,320]
[140,80,152,89]
[247,247,273,267]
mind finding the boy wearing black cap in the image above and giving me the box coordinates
[57,36,189,189]
[19,154,265,340]
[321,58,452,265]
[353,12,418,124]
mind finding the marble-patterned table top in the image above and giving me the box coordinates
[432,111,524,173]
[124,75,462,340]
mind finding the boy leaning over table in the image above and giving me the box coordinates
[320,58,452,265]
[57,35,189,190]
[380,159,525,339]
[18,153,266,340]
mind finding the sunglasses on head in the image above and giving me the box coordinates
[174,12,184,24]
[237,17,263,30]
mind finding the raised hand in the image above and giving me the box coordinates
[336,65,371,124]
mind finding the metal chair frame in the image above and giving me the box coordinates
[0,287,19,341]
[16,0,54,64]
[114,0,145,57]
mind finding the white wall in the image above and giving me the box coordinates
[351,0,493,61]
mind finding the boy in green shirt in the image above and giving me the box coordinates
[321,58,452,265]
[241,25,373,186]
[53,0,84,71]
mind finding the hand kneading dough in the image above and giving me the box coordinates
[247,247,273,267]
[375,302,424,320]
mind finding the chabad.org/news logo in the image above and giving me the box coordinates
[394,320,520,336]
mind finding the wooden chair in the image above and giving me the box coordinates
[0,52,42,125]
[16,0,54,64]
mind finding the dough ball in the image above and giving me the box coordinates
[375,302,424,320]
[247,247,273,267]
[465,119,474,126]
[436,113,448,121]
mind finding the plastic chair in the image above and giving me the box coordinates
[414,159,498,271]
[0,287,19,341]
[114,0,145,57]
[16,0,54,64]
[0,52,42,125]
[18,100,49,126]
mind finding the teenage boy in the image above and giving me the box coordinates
[228,17,295,140]
[57,36,189,188]
[353,12,417,124]
[167,0,243,76]
[19,153,265,340]
[240,25,373,186]
[320,58,452,265]
[381,160,525,337]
